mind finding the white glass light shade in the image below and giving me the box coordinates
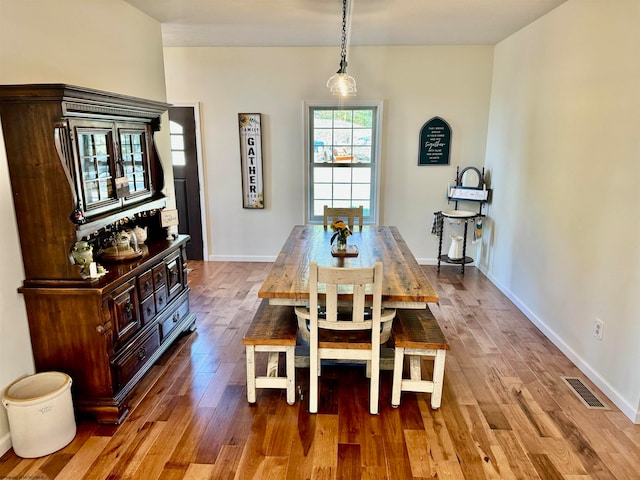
[326,73,357,96]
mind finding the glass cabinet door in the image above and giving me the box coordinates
[76,127,118,210]
[119,126,151,198]
[71,120,153,217]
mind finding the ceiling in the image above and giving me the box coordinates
[124,0,568,48]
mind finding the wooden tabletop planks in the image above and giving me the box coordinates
[258,225,439,306]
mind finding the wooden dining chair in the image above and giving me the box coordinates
[295,261,396,414]
[323,205,364,231]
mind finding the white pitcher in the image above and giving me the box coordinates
[133,226,148,244]
[448,235,464,260]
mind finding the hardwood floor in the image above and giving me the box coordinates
[2,261,639,479]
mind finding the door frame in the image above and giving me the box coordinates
[171,102,208,261]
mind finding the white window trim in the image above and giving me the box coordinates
[303,99,384,226]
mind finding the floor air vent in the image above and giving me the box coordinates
[561,377,608,410]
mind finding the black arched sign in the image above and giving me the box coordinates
[418,117,451,166]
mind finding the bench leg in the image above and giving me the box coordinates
[266,351,279,378]
[246,345,257,403]
[391,346,404,407]
[246,346,297,405]
[286,346,295,405]
[391,348,447,409]
[409,355,421,381]
[431,350,446,409]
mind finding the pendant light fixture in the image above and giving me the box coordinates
[326,0,357,96]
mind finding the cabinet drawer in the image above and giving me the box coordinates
[109,279,141,348]
[138,269,154,300]
[113,327,160,391]
[159,295,190,342]
[152,263,166,288]
[140,295,156,324]
[154,285,168,313]
[166,256,184,302]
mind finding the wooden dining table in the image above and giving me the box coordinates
[258,225,439,308]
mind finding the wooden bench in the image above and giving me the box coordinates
[391,308,450,409]
[242,299,298,405]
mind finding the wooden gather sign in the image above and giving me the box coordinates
[239,113,264,208]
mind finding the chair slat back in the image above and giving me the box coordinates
[323,205,364,231]
[310,261,382,332]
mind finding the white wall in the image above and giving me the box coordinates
[0,0,168,455]
[482,0,640,422]
[163,46,494,262]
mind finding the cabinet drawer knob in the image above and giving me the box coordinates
[146,307,153,315]
[173,312,180,323]
[96,325,105,334]
[137,347,147,361]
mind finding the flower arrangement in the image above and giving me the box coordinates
[330,219,351,249]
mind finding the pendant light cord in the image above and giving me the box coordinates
[338,0,348,73]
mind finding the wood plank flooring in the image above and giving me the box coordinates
[2,262,639,479]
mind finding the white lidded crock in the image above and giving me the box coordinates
[2,372,76,458]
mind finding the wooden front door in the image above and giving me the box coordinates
[169,106,203,260]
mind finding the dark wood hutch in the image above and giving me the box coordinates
[0,84,196,424]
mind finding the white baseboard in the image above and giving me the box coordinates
[481,266,639,424]
[208,255,275,262]
[0,431,12,457]
[416,257,438,265]
[210,256,467,265]
[209,256,463,266]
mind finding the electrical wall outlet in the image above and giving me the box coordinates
[593,318,604,340]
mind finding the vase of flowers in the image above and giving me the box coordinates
[330,219,351,251]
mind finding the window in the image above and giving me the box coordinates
[307,104,380,224]
[169,120,186,166]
